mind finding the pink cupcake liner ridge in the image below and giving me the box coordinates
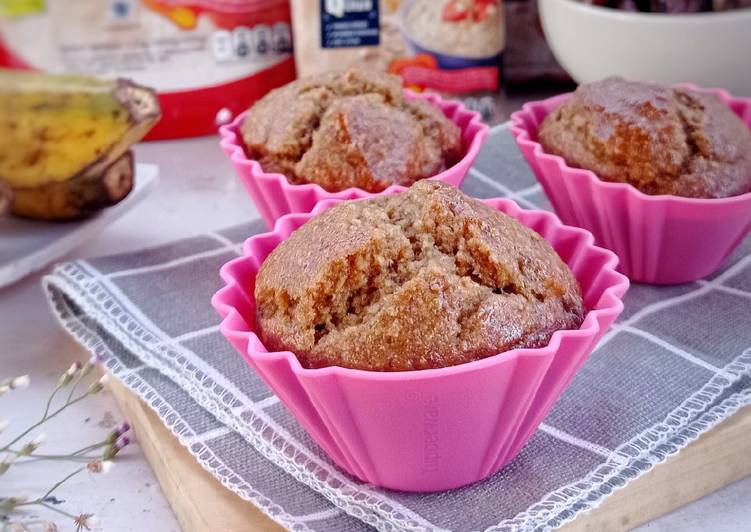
[511,84,751,285]
[212,196,629,492]
[220,90,489,228]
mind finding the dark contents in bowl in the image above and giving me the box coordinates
[581,0,750,12]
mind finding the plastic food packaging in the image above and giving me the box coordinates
[0,0,296,139]
[290,0,505,120]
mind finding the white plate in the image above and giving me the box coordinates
[0,163,159,288]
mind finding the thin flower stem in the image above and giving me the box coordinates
[12,455,96,464]
[43,384,63,419]
[72,441,108,456]
[40,466,86,501]
[6,439,107,461]
[66,373,85,404]
[1,392,90,453]
[35,501,79,520]
[47,392,90,420]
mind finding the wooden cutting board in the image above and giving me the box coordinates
[110,380,751,532]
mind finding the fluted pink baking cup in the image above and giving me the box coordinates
[219,90,489,228]
[511,85,751,285]
[212,196,628,492]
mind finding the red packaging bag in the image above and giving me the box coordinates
[0,0,296,139]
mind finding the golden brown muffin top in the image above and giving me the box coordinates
[538,77,751,198]
[241,69,462,193]
[255,181,584,371]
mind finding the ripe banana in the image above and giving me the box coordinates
[0,69,160,220]
[12,151,135,221]
[0,180,10,218]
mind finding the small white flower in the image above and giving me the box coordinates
[3,453,17,466]
[0,384,10,396]
[82,514,99,529]
[59,362,81,386]
[87,374,109,395]
[0,495,28,509]
[30,432,47,447]
[86,459,114,474]
[0,419,9,433]
[18,432,46,457]
[80,355,103,378]
[10,375,29,389]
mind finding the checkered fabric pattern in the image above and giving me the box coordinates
[44,125,751,532]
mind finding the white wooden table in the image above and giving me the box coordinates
[2,135,749,531]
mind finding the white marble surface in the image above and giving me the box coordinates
[1,135,748,531]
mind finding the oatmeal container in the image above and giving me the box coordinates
[511,85,751,285]
[212,196,628,492]
[290,0,505,120]
[219,90,488,228]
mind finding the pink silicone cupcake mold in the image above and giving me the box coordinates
[212,196,629,492]
[511,84,751,285]
[219,90,489,228]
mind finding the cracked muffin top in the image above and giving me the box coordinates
[241,68,462,193]
[538,77,751,199]
[254,181,584,372]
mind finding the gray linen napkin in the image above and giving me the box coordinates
[43,126,751,532]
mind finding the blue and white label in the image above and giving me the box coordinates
[321,0,379,49]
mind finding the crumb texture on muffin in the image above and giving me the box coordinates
[255,181,584,371]
[241,69,462,192]
[538,77,751,198]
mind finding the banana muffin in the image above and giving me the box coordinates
[538,77,751,198]
[254,181,584,371]
[241,68,462,193]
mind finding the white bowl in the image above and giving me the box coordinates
[539,0,751,96]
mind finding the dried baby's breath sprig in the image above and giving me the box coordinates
[86,459,113,474]
[0,496,28,512]
[18,433,46,457]
[102,436,130,461]
[2,362,110,455]
[80,355,103,379]
[104,423,130,445]
[10,376,30,390]
[58,363,81,388]
[1,359,124,530]
[7,466,93,528]
[65,356,104,404]
[0,375,30,396]
[0,452,16,474]
[86,375,109,396]
[73,513,98,531]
